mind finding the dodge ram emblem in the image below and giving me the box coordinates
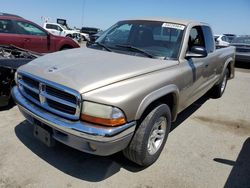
[48,66,58,72]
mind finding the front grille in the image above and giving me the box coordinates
[18,72,81,120]
[23,87,40,101]
[47,99,76,115]
[22,75,39,88]
[46,85,77,104]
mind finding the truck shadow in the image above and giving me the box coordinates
[214,137,250,188]
[171,93,210,131]
[235,61,250,69]
[0,99,15,111]
[14,94,210,182]
[15,121,145,182]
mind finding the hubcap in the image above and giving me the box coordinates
[221,74,227,93]
[147,116,167,155]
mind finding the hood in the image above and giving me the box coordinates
[18,47,178,94]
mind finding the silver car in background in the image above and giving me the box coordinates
[231,35,250,63]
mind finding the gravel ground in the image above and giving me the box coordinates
[0,67,249,188]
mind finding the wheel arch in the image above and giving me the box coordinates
[223,57,235,80]
[135,84,179,123]
[59,44,73,51]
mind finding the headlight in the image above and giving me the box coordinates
[81,101,126,127]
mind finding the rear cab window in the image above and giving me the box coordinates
[16,21,47,36]
[202,26,215,53]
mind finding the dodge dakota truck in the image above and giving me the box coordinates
[12,18,235,166]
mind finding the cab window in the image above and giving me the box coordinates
[188,26,205,51]
[16,21,47,36]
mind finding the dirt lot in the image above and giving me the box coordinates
[0,67,249,188]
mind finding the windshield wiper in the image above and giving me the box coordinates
[94,42,112,52]
[115,44,155,58]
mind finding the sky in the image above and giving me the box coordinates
[1,0,250,35]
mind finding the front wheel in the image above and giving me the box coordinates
[123,104,171,167]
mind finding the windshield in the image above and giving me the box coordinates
[232,37,250,44]
[93,20,185,59]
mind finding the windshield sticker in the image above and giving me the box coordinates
[162,23,185,30]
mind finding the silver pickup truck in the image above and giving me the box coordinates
[12,18,235,166]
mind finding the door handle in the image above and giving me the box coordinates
[205,64,209,68]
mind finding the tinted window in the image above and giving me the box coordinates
[232,37,250,44]
[46,24,62,31]
[188,26,205,50]
[46,24,56,30]
[202,26,215,53]
[81,27,99,34]
[0,19,15,34]
[16,21,47,36]
[225,36,229,42]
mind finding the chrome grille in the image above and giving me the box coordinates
[17,72,81,120]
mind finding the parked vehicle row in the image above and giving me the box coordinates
[80,27,102,42]
[231,35,250,63]
[214,34,230,48]
[214,33,249,63]
[43,22,82,42]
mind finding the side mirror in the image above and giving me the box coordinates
[186,46,207,59]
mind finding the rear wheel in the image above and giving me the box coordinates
[211,68,229,98]
[123,104,171,167]
[60,46,72,51]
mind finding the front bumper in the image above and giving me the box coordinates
[12,86,136,156]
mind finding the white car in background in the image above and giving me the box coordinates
[44,23,81,40]
[214,34,230,47]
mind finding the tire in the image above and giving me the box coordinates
[211,68,229,98]
[123,104,171,167]
[60,46,72,51]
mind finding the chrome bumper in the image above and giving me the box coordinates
[12,86,136,155]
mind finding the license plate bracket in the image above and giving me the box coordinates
[33,120,55,147]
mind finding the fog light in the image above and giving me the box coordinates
[88,142,97,151]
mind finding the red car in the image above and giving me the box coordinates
[0,13,80,53]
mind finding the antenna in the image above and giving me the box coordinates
[81,0,86,26]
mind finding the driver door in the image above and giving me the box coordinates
[15,21,49,53]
